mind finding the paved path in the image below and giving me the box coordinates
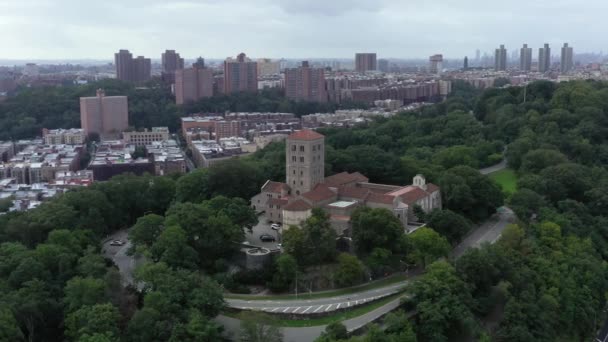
[101,229,143,287]
[479,158,507,175]
[451,207,515,259]
[226,282,407,314]
[217,294,408,342]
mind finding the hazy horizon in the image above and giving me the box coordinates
[1,0,607,60]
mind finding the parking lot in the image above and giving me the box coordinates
[243,219,283,250]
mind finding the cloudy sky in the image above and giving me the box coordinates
[0,0,605,60]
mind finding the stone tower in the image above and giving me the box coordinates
[286,130,325,195]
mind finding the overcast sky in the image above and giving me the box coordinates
[1,0,606,60]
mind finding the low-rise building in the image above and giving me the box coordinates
[123,127,170,146]
[88,141,154,181]
[146,140,187,175]
[42,128,86,145]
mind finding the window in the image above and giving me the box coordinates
[293,170,296,175]
[300,181,303,185]
[312,145,316,151]
[292,156,296,162]
[300,145,305,152]
[291,145,296,151]
[300,157,304,163]
[300,171,303,176]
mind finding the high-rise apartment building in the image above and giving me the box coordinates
[355,53,377,72]
[257,58,280,76]
[429,54,443,74]
[494,45,507,71]
[286,130,325,196]
[80,89,129,138]
[214,121,241,141]
[378,59,389,73]
[464,56,469,70]
[284,61,327,103]
[223,53,258,94]
[520,44,533,71]
[114,50,151,83]
[538,43,551,73]
[174,66,214,105]
[561,43,574,73]
[161,50,184,83]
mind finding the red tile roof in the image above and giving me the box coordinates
[367,192,395,205]
[324,172,369,187]
[283,199,312,211]
[338,186,371,200]
[288,130,324,141]
[399,187,429,204]
[427,183,440,193]
[302,184,336,203]
[262,181,289,194]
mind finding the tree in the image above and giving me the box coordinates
[202,196,258,229]
[175,169,210,203]
[0,306,24,342]
[63,276,107,313]
[426,209,471,244]
[351,207,404,256]
[315,322,348,341]
[282,209,337,266]
[384,310,417,342]
[509,189,545,222]
[150,225,198,269]
[238,312,283,342]
[410,261,475,341]
[440,166,504,221]
[77,247,108,278]
[409,228,450,268]
[334,253,365,287]
[520,149,568,173]
[164,202,245,271]
[268,254,298,293]
[64,304,120,341]
[129,214,165,248]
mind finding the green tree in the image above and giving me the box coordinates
[351,207,404,256]
[268,254,298,293]
[64,303,120,341]
[175,169,210,203]
[129,214,165,248]
[409,228,450,268]
[150,225,198,269]
[334,253,365,287]
[0,306,24,342]
[410,261,475,341]
[238,312,283,342]
[426,209,471,244]
[315,322,348,341]
[282,209,337,266]
[64,276,107,313]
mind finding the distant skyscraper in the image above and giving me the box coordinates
[114,50,151,84]
[520,44,533,71]
[538,43,551,73]
[475,49,481,64]
[494,45,507,71]
[257,58,280,76]
[193,57,205,69]
[561,43,574,73]
[284,61,327,103]
[355,53,377,72]
[161,50,184,83]
[464,56,469,70]
[429,54,443,74]
[80,89,128,138]
[223,53,258,94]
[175,65,214,105]
[378,59,389,73]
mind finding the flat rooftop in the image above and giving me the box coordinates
[328,200,357,208]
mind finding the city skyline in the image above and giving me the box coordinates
[1,0,607,60]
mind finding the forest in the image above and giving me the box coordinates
[1,79,608,341]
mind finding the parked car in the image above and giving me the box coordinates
[271,223,281,230]
[110,240,125,246]
[259,234,276,242]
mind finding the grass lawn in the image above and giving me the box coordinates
[225,273,408,301]
[489,169,518,195]
[224,292,405,327]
